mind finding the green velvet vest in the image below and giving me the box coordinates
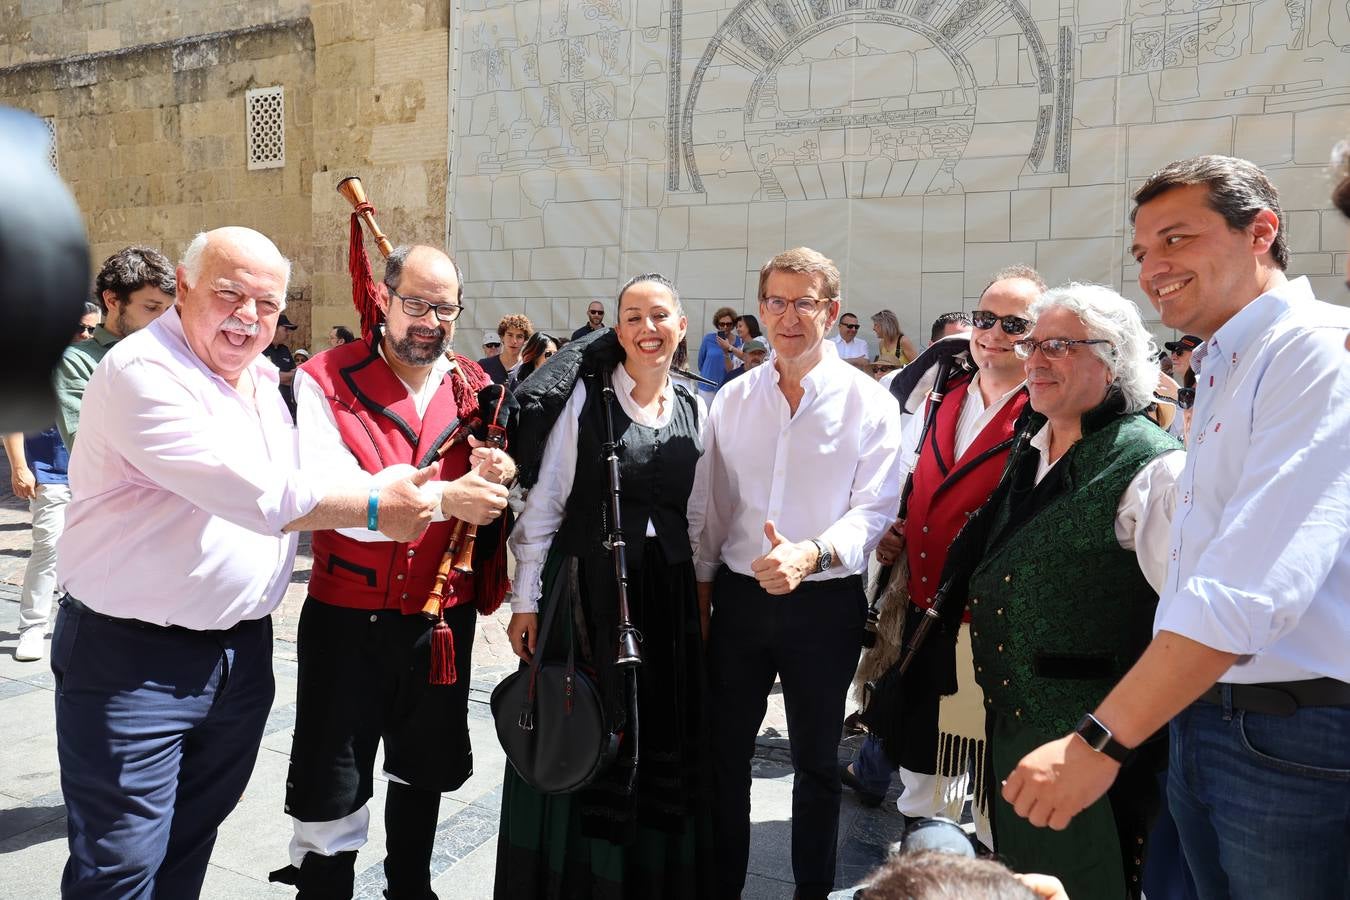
[969,409,1180,738]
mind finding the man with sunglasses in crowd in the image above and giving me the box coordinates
[274,244,514,899]
[844,267,1041,849]
[693,247,902,900]
[570,298,606,339]
[831,311,871,369]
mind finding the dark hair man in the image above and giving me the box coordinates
[54,245,175,449]
[52,227,443,897]
[1002,155,1350,900]
[832,311,871,370]
[846,266,1043,848]
[479,313,532,385]
[570,299,606,339]
[273,244,512,899]
[329,324,356,347]
[693,247,902,899]
[929,311,972,344]
[263,313,301,420]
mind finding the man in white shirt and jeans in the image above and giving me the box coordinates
[51,227,469,899]
[999,156,1350,900]
[693,247,902,900]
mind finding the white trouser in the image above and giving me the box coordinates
[897,766,993,850]
[288,770,411,865]
[20,483,70,633]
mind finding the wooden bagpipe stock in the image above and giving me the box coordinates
[337,176,394,258]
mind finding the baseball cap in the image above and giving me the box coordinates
[482,331,502,346]
[277,314,299,330]
[743,339,767,354]
[1164,335,1201,353]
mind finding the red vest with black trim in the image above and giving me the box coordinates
[302,339,478,615]
[904,376,1028,621]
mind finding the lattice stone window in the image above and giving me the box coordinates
[43,117,58,173]
[245,86,285,170]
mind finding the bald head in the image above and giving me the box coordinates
[181,227,291,300]
[382,244,463,304]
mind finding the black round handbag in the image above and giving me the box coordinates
[491,564,620,794]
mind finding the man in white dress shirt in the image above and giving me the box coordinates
[831,311,871,370]
[693,247,902,900]
[1001,155,1350,900]
[51,227,444,899]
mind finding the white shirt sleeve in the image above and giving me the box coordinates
[294,369,449,543]
[505,380,587,613]
[686,392,710,567]
[1114,449,1185,593]
[692,389,732,582]
[817,400,904,571]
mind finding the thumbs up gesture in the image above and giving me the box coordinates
[750,521,824,595]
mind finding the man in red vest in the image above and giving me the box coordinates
[272,245,513,899]
[844,266,1043,847]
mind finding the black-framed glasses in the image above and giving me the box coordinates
[588,309,604,317]
[1169,347,1191,357]
[839,321,860,330]
[77,324,97,335]
[1177,387,1195,410]
[971,310,1033,335]
[716,319,735,328]
[762,295,832,316]
[390,288,462,322]
[1013,338,1114,360]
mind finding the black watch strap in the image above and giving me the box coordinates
[1074,713,1133,764]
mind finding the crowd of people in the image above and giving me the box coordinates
[3,148,1349,900]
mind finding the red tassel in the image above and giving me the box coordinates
[347,209,382,343]
[429,618,457,685]
[474,519,511,616]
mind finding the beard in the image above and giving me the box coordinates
[389,324,449,365]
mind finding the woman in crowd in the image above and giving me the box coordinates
[495,273,713,898]
[696,305,740,400]
[507,331,559,392]
[871,310,919,366]
[719,314,765,367]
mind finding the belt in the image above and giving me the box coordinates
[1197,678,1350,717]
[720,566,863,596]
[62,596,246,636]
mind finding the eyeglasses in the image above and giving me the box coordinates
[390,288,462,322]
[716,319,735,328]
[1169,347,1192,357]
[1013,338,1114,360]
[588,310,604,317]
[1176,387,1195,410]
[840,322,859,330]
[761,296,832,316]
[971,310,1033,335]
[77,324,97,335]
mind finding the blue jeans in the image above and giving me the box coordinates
[52,599,275,899]
[1168,693,1350,900]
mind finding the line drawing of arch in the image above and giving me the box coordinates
[678,0,1053,193]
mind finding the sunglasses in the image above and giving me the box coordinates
[1177,387,1195,410]
[1169,347,1193,357]
[971,310,1033,335]
[840,322,859,329]
[77,324,97,335]
[717,320,735,328]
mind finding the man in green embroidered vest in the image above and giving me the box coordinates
[55,246,176,450]
[966,284,1183,899]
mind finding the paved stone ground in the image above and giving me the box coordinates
[0,453,913,898]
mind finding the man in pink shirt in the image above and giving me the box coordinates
[51,227,503,899]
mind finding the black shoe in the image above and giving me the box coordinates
[268,850,357,899]
[839,763,885,808]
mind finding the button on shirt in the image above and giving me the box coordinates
[58,309,323,630]
[693,342,902,581]
[1154,277,1350,684]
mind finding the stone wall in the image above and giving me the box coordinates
[306,1,451,347]
[0,20,319,343]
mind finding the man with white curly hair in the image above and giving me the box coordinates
[957,283,1184,899]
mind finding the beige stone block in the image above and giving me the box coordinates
[317,40,374,86]
[311,1,358,46]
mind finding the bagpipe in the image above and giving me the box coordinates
[338,176,512,683]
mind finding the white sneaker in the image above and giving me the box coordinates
[14,628,45,662]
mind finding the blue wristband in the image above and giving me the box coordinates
[367,488,380,531]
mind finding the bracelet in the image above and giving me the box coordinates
[367,488,380,531]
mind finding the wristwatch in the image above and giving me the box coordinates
[1073,713,1133,764]
[810,539,834,573]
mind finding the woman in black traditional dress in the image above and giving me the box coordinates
[494,273,713,899]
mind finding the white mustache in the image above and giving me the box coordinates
[220,317,259,336]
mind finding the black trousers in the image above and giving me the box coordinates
[708,568,866,899]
